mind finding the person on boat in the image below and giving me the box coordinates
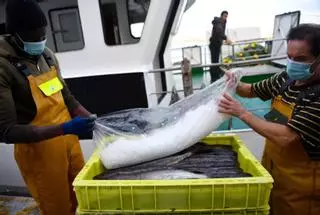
[209,10,232,83]
[0,0,95,214]
[219,24,320,215]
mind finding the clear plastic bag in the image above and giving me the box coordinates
[94,70,243,169]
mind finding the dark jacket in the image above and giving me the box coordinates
[0,36,79,142]
[210,17,227,45]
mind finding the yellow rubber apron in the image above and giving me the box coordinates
[262,95,320,215]
[14,66,85,215]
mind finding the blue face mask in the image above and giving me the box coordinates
[16,34,47,56]
[286,58,312,81]
[22,39,47,56]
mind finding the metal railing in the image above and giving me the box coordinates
[171,37,287,68]
[229,38,286,61]
[148,55,287,74]
[230,37,286,46]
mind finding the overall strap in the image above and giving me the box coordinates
[42,49,55,68]
[5,56,31,77]
[4,50,55,77]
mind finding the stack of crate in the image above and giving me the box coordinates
[73,135,273,215]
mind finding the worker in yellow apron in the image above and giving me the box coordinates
[13,57,90,215]
[219,24,320,215]
[0,0,95,214]
[262,92,320,215]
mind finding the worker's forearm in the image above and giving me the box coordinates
[239,111,299,147]
[71,104,92,118]
[4,124,64,144]
[236,83,256,98]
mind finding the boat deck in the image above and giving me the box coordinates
[0,195,39,215]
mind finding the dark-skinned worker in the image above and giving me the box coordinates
[0,0,96,214]
[219,24,320,215]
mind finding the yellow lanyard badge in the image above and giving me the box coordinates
[38,77,64,96]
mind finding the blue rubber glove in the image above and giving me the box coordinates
[62,115,96,136]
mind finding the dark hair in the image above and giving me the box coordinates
[221,11,228,17]
[287,24,320,57]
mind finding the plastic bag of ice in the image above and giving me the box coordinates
[94,69,243,169]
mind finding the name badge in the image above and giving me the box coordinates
[38,77,64,96]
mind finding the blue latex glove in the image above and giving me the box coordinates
[62,115,97,136]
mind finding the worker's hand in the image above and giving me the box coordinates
[225,71,234,81]
[224,69,244,88]
[62,116,96,136]
[225,39,232,45]
[218,93,247,118]
[224,71,238,89]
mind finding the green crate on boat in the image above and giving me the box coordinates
[73,135,273,214]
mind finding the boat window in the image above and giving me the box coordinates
[49,7,85,52]
[99,0,151,46]
[127,0,151,38]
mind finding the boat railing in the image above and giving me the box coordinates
[230,37,285,46]
[170,38,287,68]
[147,55,287,74]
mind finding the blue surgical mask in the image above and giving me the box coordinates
[16,34,47,56]
[23,39,47,56]
[286,58,312,81]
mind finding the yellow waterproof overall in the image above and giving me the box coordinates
[14,66,85,215]
[262,96,320,215]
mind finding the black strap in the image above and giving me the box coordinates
[42,49,55,68]
[4,50,55,77]
[5,56,31,77]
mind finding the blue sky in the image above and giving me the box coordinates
[172,0,320,47]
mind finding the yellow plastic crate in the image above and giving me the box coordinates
[77,208,270,215]
[73,134,273,214]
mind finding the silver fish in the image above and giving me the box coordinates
[106,170,208,180]
[94,144,252,180]
[140,170,208,180]
[94,150,195,180]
